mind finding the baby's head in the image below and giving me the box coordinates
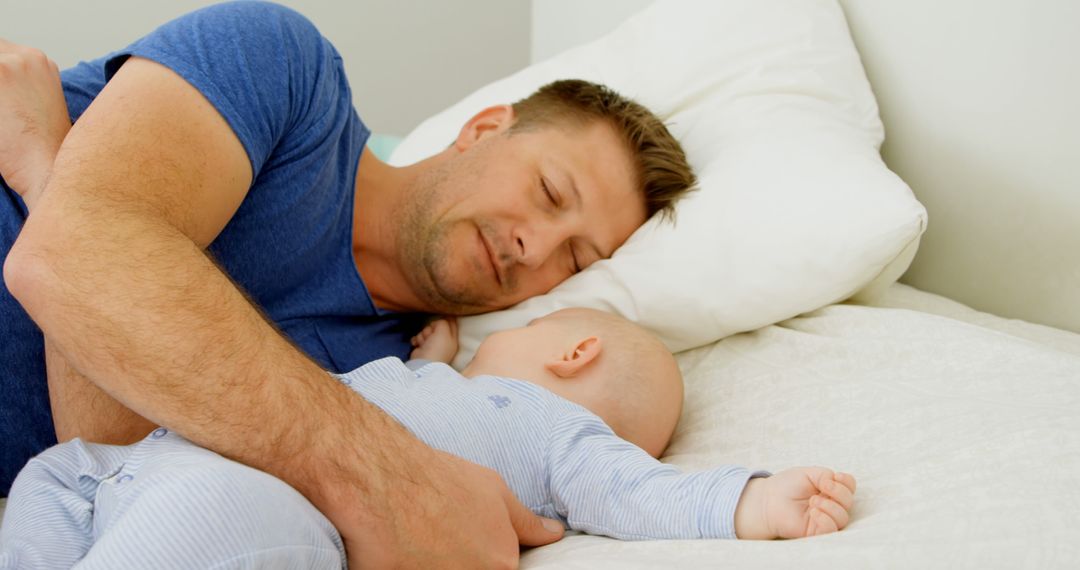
[462,308,683,458]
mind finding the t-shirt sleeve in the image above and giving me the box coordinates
[546,411,770,540]
[102,1,344,177]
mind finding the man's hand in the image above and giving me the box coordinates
[0,39,70,208]
[410,317,459,363]
[734,467,856,539]
[317,444,565,568]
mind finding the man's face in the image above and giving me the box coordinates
[400,109,646,315]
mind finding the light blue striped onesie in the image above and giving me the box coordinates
[0,358,765,569]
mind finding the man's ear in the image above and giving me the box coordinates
[545,337,602,379]
[453,104,515,152]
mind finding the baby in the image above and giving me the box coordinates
[0,308,855,568]
[410,308,856,540]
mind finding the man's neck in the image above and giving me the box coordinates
[352,148,427,313]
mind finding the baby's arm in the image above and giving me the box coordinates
[409,318,458,363]
[547,412,855,540]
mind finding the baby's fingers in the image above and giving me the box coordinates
[809,495,849,530]
[808,507,838,536]
[820,476,855,511]
[834,472,857,495]
[430,320,451,334]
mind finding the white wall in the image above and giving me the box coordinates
[0,0,531,135]
[530,0,651,63]
[839,0,1080,332]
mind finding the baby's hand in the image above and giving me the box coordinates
[734,467,856,540]
[410,318,459,364]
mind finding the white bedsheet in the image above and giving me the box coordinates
[4,284,1079,567]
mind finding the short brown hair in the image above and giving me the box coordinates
[510,79,697,221]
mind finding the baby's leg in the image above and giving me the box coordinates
[75,429,345,570]
[1,438,132,569]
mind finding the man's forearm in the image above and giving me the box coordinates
[45,337,157,444]
[15,131,156,445]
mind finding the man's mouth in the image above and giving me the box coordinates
[478,227,503,288]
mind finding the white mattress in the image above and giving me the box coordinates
[4,284,1079,567]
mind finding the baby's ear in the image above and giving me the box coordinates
[545,336,602,378]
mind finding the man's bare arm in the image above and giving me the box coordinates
[0,39,153,443]
[5,55,315,463]
[44,340,156,443]
[4,56,561,566]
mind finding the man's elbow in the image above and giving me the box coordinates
[3,238,61,321]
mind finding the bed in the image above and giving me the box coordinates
[4,1,1079,566]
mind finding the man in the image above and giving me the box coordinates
[0,2,695,567]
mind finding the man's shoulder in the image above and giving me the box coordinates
[141,1,337,86]
[181,1,322,42]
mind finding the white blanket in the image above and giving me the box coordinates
[4,284,1079,567]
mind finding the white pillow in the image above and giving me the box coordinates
[390,0,927,369]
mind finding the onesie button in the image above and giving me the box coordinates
[151,427,168,439]
[117,474,134,484]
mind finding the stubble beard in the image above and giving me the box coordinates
[399,165,494,315]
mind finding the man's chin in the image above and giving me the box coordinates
[425,277,504,315]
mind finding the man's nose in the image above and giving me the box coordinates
[513,220,568,269]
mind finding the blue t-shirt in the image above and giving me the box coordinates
[0,1,425,494]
